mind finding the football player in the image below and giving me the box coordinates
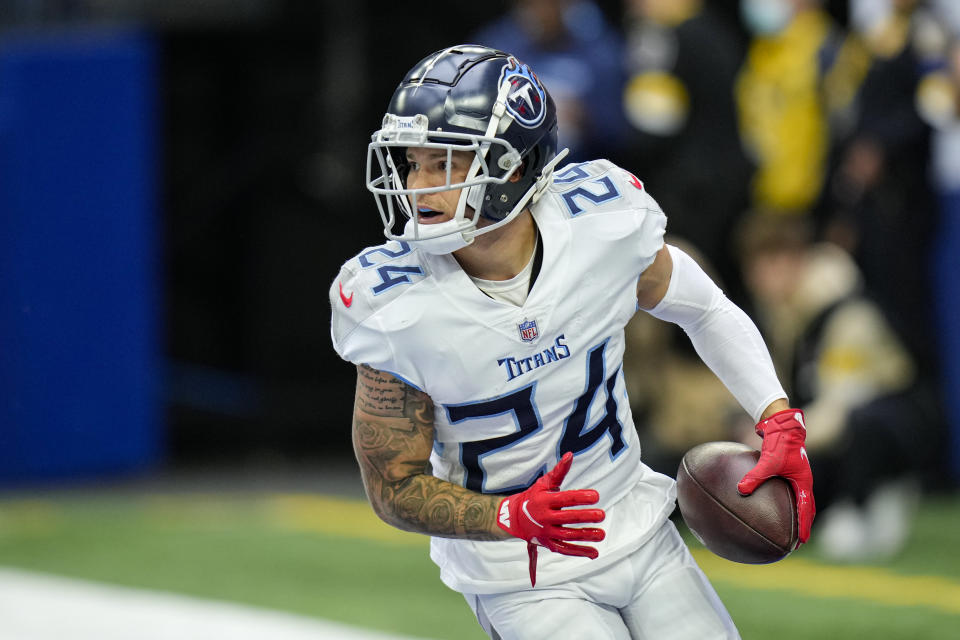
[331,44,814,639]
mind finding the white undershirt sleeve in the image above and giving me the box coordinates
[644,244,786,422]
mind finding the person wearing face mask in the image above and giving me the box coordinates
[735,0,843,216]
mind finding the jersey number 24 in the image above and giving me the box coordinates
[445,339,626,493]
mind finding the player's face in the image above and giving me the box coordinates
[404,147,476,225]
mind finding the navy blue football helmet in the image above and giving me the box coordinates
[366,44,567,254]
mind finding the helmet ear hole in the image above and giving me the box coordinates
[526,145,546,180]
[509,161,527,184]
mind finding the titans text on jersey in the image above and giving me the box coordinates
[498,334,571,381]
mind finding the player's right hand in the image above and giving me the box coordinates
[497,452,605,586]
[737,409,815,547]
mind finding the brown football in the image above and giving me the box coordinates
[676,441,798,564]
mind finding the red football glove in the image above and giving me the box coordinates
[738,409,815,547]
[497,452,605,587]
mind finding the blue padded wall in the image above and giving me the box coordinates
[0,28,161,482]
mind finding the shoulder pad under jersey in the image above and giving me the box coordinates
[541,159,667,271]
[329,239,428,357]
[545,159,662,219]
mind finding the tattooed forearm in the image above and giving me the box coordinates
[375,466,502,539]
[352,365,505,541]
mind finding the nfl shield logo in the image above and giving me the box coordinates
[518,318,539,343]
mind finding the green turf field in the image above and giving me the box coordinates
[0,490,957,639]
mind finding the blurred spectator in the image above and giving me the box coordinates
[822,0,942,376]
[735,0,843,215]
[737,214,945,561]
[619,0,752,301]
[471,0,629,161]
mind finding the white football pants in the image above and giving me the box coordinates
[463,519,740,640]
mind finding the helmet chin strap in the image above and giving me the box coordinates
[397,185,474,255]
[402,217,473,254]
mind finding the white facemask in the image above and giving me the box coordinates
[741,0,795,36]
[850,0,892,35]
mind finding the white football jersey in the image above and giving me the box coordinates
[331,159,677,593]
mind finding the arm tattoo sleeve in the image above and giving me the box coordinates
[352,364,503,541]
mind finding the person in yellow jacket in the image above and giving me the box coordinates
[735,0,842,214]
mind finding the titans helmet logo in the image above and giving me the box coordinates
[500,58,547,129]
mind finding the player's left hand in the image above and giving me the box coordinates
[737,409,815,548]
[497,452,605,587]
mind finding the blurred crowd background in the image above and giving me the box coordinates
[2,0,959,563]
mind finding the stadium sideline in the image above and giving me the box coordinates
[0,568,427,640]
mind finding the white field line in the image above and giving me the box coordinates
[0,568,429,640]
